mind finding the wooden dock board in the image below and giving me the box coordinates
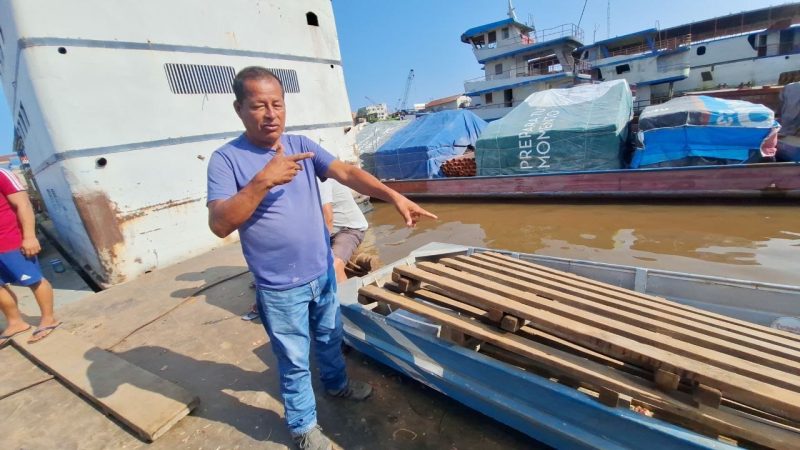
[12,329,198,442]
[394,264,800,422]
[468,254,800,361]
[481,252,800,348]
[415,262,800,393]
[442,256,800,374]
[358,285,800,450]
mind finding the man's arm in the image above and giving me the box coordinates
[208,147,313,237]
[6,191,41,258]
[324,160,436,227]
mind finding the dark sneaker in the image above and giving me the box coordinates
[293,425,332,450]
[326,379,373,400]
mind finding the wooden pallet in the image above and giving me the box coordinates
[357,252,800,449]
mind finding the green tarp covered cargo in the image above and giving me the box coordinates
[476,80,632,176]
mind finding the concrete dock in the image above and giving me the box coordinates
[1,241,537,449]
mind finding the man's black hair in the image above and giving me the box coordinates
[232,66,284,102]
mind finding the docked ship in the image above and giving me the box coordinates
[577,3,800,107]
[0,0,356,287]
[461,5,589,121]
[464,3,800,121]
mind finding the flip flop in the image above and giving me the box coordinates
[27,322,62,344]
[0,325,32,348]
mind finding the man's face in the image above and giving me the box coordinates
[234,77,286,148]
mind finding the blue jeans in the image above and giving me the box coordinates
[256,267,348,435]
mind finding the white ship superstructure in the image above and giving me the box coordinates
[461,5,588,121]
[578,3,800,106]
[0,0,355,286]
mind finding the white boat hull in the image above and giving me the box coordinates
[1,0,354,286]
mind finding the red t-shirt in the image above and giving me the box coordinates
[0,168,25,252]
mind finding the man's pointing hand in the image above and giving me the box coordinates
[258,144,314,189]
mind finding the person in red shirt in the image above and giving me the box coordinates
[0,168,59,346]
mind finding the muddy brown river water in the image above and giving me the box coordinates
[360,201,800,285]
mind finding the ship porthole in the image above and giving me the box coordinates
[330,64,334,69]
[58,47,67,54]
[96,157,108,168]
[306,12,319,27]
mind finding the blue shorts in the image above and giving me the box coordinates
[0,249,43,286]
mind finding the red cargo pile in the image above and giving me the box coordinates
[441,152,476,177]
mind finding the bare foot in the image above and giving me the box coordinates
[27,321,62,344]
[1,322,32,337]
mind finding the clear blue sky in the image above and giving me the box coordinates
[0,0,786,150]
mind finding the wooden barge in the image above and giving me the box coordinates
[381,162,800,200]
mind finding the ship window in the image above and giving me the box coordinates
[488,31,496,44]
[696,46,706,56]
[472,36,485,48]
[494,63,503,75]
[701,71,713,82]
[485,92,493,104]
[306,12,319,27]
[502,27,509,40]
[615,64,631,75]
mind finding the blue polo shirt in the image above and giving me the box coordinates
[207,134,336,290]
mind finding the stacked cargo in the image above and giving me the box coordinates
[441,152,477,177]
[634,96,780,168]
[475,80,633,176]
[374,110,486,180]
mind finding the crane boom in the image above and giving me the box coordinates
[396,69,414,113]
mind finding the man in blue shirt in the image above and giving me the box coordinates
[207,67,436,450]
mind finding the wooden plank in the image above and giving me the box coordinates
[398,282,654,380]
[694,384,722,409]
[655,369,681,392]
[500,314,523,332]
[391,272,420,292]
[480,251,800,347]
[417,261,800,394]
[443,256,800,374]
[469,253,800,361]
[393,275,505,322]
[0,346,54,400]
[393,264,800,422]
[359,285,800,449]
[12,329,198,442]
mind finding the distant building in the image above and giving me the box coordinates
[424,94,471,113]
[356,103,388,122]
[413,103,427,112]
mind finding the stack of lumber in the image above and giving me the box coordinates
[357,251,800,449]
[441,152,476,177]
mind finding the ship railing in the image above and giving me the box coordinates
[465,59,573,83]
[467,99,525,111]
[633,95,672,114]
[472,23,584,52]
[605,35,691,58]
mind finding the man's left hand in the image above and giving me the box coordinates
[21,237,41,258]
[394,197,437,227]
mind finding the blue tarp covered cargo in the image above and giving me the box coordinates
[374,110,487,180]
[475,80,633,176]
[634,96,779,168]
